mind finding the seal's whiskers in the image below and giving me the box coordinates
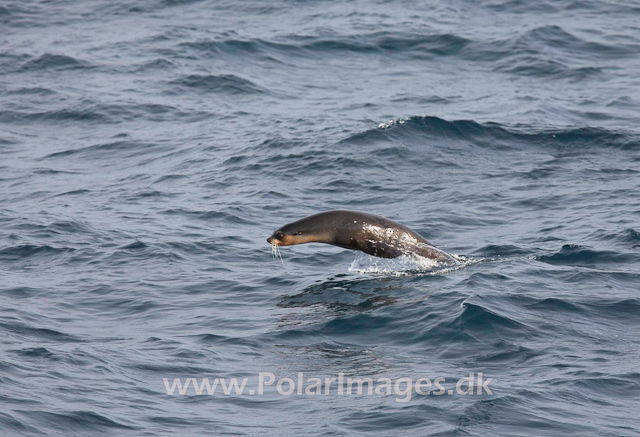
[270,242,287,269]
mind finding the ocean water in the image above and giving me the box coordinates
[1,0,640,435]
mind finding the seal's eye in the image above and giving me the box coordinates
[276,232,284,239]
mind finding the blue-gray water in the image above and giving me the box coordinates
[2,0,640,435]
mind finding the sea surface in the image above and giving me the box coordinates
[1,0,640,435]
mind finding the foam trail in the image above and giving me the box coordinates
[348,252,481,276]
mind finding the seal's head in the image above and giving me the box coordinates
[267,223,321,247]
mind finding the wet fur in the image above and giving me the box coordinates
[268,210,456,263]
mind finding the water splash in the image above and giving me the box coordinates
[377,118,406,129]
[348,252,480,276]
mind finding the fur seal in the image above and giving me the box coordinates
[267,210,457,263]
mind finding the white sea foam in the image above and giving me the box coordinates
[348,252,480,276]
[377,118,406,129]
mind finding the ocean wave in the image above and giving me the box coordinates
[1,102,212,125]
[2,87,57,96]
[168,74,268,95]
[586,228,640,248]
[494,58,602,80]
[537,244,640,266]
[0,321,83,343]
[278,277,403,311]
[21,54,91,71]
[180,31,470,58]
[343,116,640,151]
[162,208,254,225]
[19,410,136,432]
[519,294,640,326]
[0,286,43,299]
[0,244,75,262]
[447,302,535,337]
[0,412,41,435]
[176,24,639,84]
[513,25,639,58]
[133,58,177,72]
[41,140,161,160]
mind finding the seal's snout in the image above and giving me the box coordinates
[268,230,285,245]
